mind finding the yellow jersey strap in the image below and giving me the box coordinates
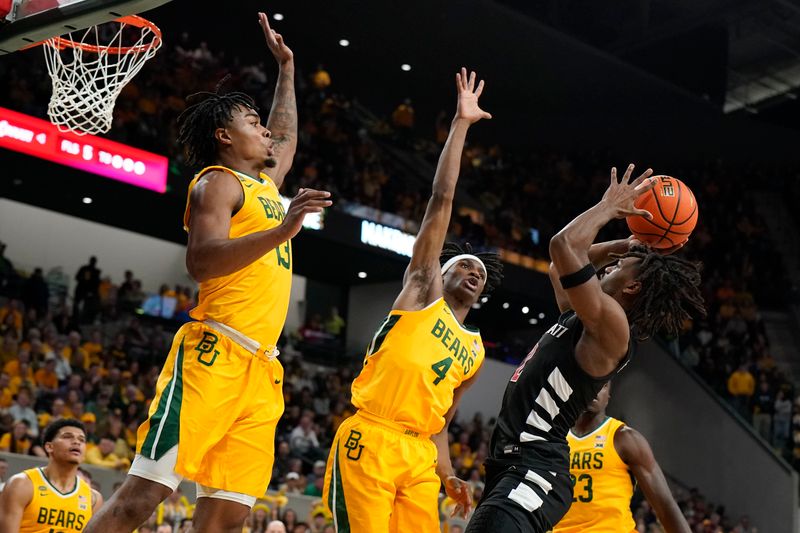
[182,165,275,231]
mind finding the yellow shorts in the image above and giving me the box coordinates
[323,411,441,533]
[136,321,284,497]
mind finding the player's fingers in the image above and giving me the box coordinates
[634,176,658,193]
[631,168,654,187]
[610,167,618,185]
[468,70,477,91]
[622,163,634,184]
[461,67,468,90]
[475,79,485,97]
[628,208,653,219]
[482,111,492,120]
[305,200,333,208]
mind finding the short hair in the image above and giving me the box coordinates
[42,418,86,447]
[611,245,705,339]
[177,88,258,169]
[440,242,504,295]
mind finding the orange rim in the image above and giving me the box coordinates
[47,15,161,54]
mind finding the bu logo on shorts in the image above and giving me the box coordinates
[195,331,220,367]
[344,429,364,461]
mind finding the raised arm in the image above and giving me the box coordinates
[548,165,655,373]
[185,171,331,282]
[615,426,691,533]
[258,12,297,189]
[393,69,491,311]
[549,238,632,313]
[0,473,33,533]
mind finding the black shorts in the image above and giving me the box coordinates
[465,462,573,533]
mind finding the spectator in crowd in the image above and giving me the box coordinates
[266,520,287,533]
[774,389,792,449]
[289,412,320,461]
[73,256,101,322]
[85,435,131,470]
[324,307,345,339]
[727,362,756,422]
[752,379,774,442]
[0,419,33,454]
[0,242,17,296]
[8,387,38,436]
[21,267,49,318]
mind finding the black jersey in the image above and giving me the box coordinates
[489,310,633,472]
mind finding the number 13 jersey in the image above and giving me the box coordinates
[351,298,485,435]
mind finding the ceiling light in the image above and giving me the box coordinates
[538,312,545,319]
[401,63,411,72]
[502,302,510,309]
[82,197,92,204]
[339,39,350,47]
[357,271,367,279]
[273,13,284,20]
[472,303,481,309]
[529,318,538,325]
[522,306,529,314]
[481,296,489,303]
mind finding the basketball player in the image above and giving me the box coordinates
[0,418,103,533]
[553,382,690,532]
[465,165,705,533]
[323,69,502,532]
[85,13,331,533]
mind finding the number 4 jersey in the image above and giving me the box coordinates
[489,310,632,472]
[351,297,484,435]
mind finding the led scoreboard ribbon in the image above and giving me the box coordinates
[0,106,168,193]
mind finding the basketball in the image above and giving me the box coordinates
[626,175,698,249]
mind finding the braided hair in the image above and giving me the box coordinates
[440,242,504,295]
[177,86,258,169]
[611,245,705,339]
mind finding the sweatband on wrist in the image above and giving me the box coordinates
[559,264,597,289]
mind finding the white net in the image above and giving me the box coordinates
[42,17,162,136]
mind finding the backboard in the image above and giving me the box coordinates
[0,0,171,54]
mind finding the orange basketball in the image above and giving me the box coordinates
[626,176,698,249]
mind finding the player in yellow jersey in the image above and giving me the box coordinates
[323,69,503,533]
[0,419,103,533]
[85,13,331,533]
[554,383,689,533]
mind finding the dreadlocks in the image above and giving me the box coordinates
[612,245,706,340]
[440,242,504,295]
[176,89,258,169]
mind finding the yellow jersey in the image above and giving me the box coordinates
[19,467,93,533]
[185,166,292,352]
[554,417,636,533]
[351,298,484,435]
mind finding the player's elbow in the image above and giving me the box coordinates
[430,190,455,205]
[186,253,211,283]
[549,232,569,261]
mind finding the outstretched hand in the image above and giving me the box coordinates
[258,12,293,65]
[455,68,492,124]
[601,164,656,220]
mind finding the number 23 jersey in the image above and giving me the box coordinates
[351,298,485,435]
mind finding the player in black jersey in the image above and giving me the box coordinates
[465,164,705,533]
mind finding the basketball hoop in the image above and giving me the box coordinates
[41,15,161,135]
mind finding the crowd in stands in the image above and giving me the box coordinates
[0,30,789,533]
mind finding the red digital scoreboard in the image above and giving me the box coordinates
[0,106,168,193]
